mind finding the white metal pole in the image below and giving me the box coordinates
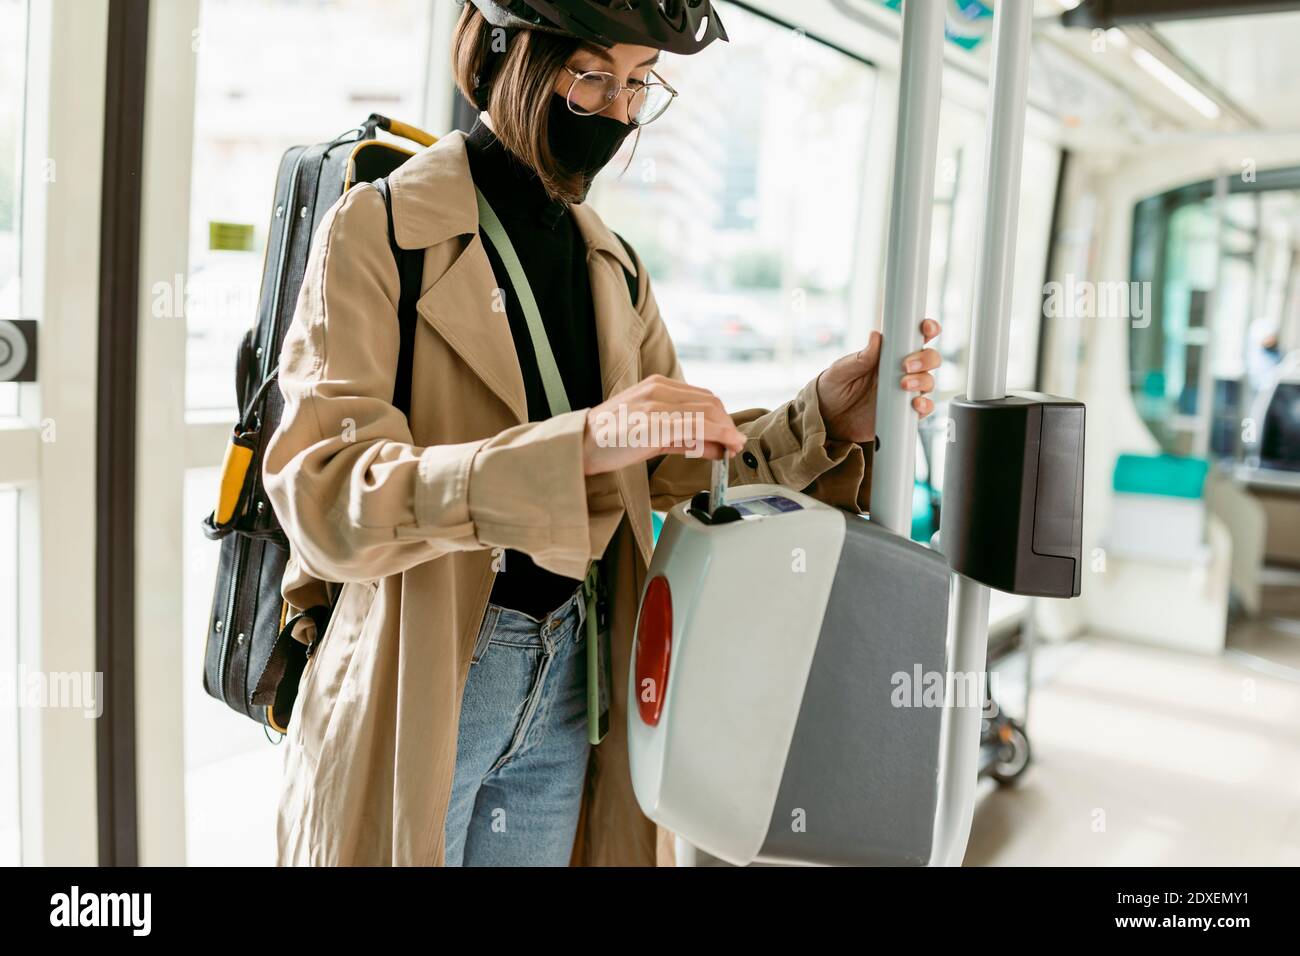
[868,0,946,534]
[964,10,1031,404]
[1193,171,1228,459]
[674,836,698,867]
[930,0,1034,868]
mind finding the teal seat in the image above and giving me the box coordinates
[912,479,938,544]
[1113,453,1209,499]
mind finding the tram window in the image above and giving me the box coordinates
[926,133,975,398]
[183,0,434,415]
[922,113,1059,401]
[1006,138,1061,389]
[0,0,25,419]
[586,3,876,412]
[1130,177,1300,457]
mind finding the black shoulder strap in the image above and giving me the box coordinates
[373,177,422,418]
[376,180,636,419]
[614,231,640,309]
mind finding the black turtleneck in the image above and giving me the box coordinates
[464,119,605,620]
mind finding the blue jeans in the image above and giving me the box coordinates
[444,584,591,866]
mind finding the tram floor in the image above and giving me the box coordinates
[965,625,1300,866]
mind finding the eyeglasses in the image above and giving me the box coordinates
[562,65,678,126]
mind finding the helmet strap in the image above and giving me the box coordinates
[472,23,519,108]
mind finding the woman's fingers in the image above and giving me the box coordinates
[640,373,728,409]
[903,319,940,417]
[902,372,935,393]
[645,401,745,456]
[687,440,733,460]
[857,329,883,368]
[593,375,746,460]
[902,346,941,374]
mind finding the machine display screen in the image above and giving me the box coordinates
[729,494,805,519]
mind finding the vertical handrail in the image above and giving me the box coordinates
[929,0,1034,867]
[1194,171,1228,460]
[965,7,1032,404]
[867,0,946,534]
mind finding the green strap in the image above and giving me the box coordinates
[475,187,571,418]
[477,189,607,743]
[476,187,598,590]
[581,556,606,745]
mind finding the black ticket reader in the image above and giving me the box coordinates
[941,392,1085,598]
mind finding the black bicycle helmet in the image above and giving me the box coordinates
[465,0,728,55]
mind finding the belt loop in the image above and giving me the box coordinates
[539,580,585,653]
[541,600,563,653]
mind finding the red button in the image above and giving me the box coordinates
[634,576,672,726]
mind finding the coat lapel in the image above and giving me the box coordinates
[574,203,643,403]
[394,130,647,424]
[391,131,529,424]
[416,233,530,425]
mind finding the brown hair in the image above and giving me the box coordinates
[452,6,587,202]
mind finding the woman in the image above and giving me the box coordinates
[263,0,941,867]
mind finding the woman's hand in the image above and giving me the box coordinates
[583,374,747,476]
[815,318,942,444]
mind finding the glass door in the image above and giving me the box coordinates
[1,0,109,865]
[133,0,454,865]
[0,0,28,867]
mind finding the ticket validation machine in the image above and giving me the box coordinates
[627,1,1085,868]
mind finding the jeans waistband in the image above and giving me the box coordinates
[488,581,586,639]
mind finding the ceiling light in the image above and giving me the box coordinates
[1130,46,1221,119]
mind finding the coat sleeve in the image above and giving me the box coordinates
[263,183,596,586]
[625,245,874,514]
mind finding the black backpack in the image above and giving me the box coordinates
[200,115,639,735]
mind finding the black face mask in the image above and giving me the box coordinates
[546,93,635,200]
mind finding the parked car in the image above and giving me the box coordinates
[674,312,778,362]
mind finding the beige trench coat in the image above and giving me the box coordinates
[263,129,875,866]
